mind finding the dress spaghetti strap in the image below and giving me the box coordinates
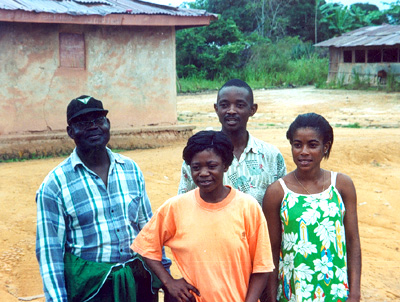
[331,171,338,187]
[279,172,337,195]
[278,178,289,195]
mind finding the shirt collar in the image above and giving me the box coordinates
[71,147,125,170]
[243,133,261,154]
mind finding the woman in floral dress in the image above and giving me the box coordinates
[262,113,361,302]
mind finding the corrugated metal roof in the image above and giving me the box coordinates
[315,24,400,47]
[0,0,215,17]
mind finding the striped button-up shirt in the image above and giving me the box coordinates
[36,148,171,302]
[178,133,287,205]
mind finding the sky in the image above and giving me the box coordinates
[326,0,390,10]
[147,0,391,11]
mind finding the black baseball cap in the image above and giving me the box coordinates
[67,95,108,124]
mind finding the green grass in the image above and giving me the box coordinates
[177,78,224,93]
[257,123,276,127]
[177,114,186,122]
[371,160,381,167]
[321,70,400,92]
[0,148,129,162]
[0,151,70,162]
[335,122,362,128]
[177,57,330,93]
[176,36,400,93]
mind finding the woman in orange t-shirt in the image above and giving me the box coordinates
[131,130,274,302]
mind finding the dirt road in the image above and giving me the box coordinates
[1,87,399,301]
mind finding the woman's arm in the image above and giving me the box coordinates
[245,273,268,302]
[143,257,200,302]
[262,181,284,302]
[337,173,362,302]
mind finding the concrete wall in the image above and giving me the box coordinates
[0,22,177,135]
[336,63,400,84]
[0,125,194,161]
[327,47,400,84]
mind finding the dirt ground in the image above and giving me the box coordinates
[1,86,399,301]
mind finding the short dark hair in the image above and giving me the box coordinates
[183,131,234,167]
[286,112,334,159]
[218,79,254,105]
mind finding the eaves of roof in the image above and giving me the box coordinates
[0,0,218,27]
[315,24,400,48]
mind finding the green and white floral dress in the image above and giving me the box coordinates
[277,172,348,302]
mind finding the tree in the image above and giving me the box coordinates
[351,3,388,25]
[351,2,379,12]
[284,0,318,42]
[176,17,248,79]
[315,0,320,43]
[320,2,375,36]
[204,0,296,38]
[247,0,294,39]
[182,0,208,9]
[208,0,256,32]
[384,0,400,24]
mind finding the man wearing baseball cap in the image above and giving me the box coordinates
[36,95,171,302]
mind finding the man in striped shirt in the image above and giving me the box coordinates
[36,95,171,302]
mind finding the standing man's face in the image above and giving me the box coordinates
[67,112,111,153]
[214,86,257,133]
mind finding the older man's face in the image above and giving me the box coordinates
[67,112,110,153]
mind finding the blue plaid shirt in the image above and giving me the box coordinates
[36,148,171,302]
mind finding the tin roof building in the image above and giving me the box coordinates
[315,24,400,84]
[0,0,217,159]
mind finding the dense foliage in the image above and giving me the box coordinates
[176,0,400,92]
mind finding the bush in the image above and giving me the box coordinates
[176,32,330,91]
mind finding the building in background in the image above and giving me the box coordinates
[0,0,216,159]
[315,24,400,85]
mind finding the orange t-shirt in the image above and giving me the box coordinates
[131,187,274,302]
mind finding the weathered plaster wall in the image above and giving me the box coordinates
[0,125,194,161]
[327,47,400,84]
[336,63,400,84]
[0,22,177,135]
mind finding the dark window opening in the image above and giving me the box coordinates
[343,50,352,63]
[383,48,398,62]
[367,49,381,63]
[59,33,85,68]
[355,49,365,63]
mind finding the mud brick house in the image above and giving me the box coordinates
[315,24,400,85]
[0,0,216,159]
